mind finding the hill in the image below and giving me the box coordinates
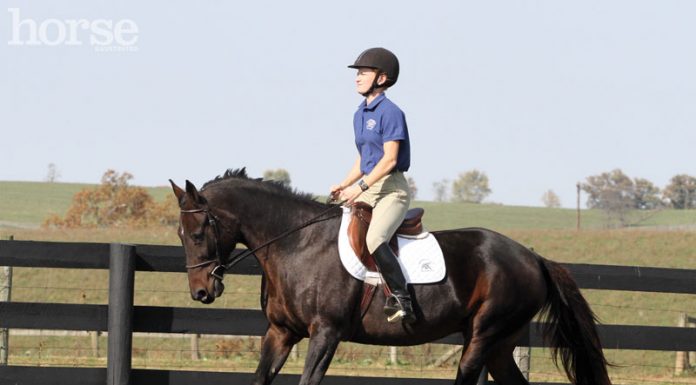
[0,181,172,228]
[1,180,694,231]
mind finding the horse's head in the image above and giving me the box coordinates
[170,179,241,304]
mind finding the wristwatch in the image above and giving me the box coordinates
[358,179,369,191]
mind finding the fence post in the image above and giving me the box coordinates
[107,243,135,385]
[0,235,14,365]
[190,334,200,360]
[514,324,531,380]
[675,312,689,375]
[513,346,530,380]
[91,331,100,358]
[389,346,397,365]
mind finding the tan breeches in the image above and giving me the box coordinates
[355,171,411,253]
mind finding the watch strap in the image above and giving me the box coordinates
[358,179,369,191]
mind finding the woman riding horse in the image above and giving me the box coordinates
[171,170,611,385]
[331,47,415,323]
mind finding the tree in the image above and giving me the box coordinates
[633,178,662,210]
[541,190,561,208]
[45,163,61,182]
[663,174,696,209]
[44,170,177,228]
[407,177,418,200]
[263,169,291,188]
[582,169,634,226]
[581,169,665,227]
[451,170,491,203]
[432,179,450,202]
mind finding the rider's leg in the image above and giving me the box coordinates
[371,243,415,323]
[365,172,413,323]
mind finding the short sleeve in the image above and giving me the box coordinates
[381,108,407,142]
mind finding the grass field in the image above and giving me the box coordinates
[0,181,172,228]
[1,180,695,384]
[2,180,696,231]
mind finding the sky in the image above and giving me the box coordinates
[2,1,695,208]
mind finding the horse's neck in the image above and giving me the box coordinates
[226,193,332,253]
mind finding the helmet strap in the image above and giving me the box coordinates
[361,71,384,97]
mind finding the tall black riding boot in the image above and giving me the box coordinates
[372,243,416,324]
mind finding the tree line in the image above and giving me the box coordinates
[580,169,695,227]
[43,168,694,228]
[582,169,695,210]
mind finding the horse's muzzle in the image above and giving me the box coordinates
[192,279,225,304]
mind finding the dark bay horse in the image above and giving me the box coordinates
[170,169,610,385]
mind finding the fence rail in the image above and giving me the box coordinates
[1,240,696,385]
[2,302,696,352]
[3,240,696,292]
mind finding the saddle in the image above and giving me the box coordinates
[347,202,425,272]
[345,202,427,319]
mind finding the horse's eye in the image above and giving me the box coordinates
[191,232,205,243]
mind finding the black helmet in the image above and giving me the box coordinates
[348,47,399,88]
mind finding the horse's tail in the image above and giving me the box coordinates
[537,257,612,385]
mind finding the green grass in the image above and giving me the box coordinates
[0,181,172,227]
[418,201,696,231]
[2,181,695,232]
[0,181,91,226]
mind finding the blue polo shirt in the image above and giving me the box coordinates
[353,93,411,175]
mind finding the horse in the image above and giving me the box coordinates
[169,168,611,385]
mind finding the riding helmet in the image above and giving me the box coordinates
[348,47,400,88]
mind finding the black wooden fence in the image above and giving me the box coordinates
[1,240,695,385]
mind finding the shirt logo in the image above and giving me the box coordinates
[366,119,376,130]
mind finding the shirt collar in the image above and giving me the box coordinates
[359,93,387,111]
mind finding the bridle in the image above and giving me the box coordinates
[180,207,227,280]
[181,201,344,282]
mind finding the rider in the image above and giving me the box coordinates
[330,47,415,324]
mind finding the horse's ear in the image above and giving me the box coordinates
[169,179,185,205]
[185,180,205,205]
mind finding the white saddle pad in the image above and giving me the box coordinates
[337,207,446,286]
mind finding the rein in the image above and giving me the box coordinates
[181,201,345,280]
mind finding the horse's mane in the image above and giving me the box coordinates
[201,168,324,207]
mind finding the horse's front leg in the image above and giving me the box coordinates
[252,324,300,385]
[298,326,341,385]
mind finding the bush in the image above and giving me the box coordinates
[44,170,178,228]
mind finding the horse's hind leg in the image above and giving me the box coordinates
[485,337,529,385]
[454,307,526,385]
[453,332,488,385]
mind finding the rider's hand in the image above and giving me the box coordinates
[339,184,362,205]
[329,184,343,202]
[330,184,343,194]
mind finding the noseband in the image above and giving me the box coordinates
[180,202,344,282]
